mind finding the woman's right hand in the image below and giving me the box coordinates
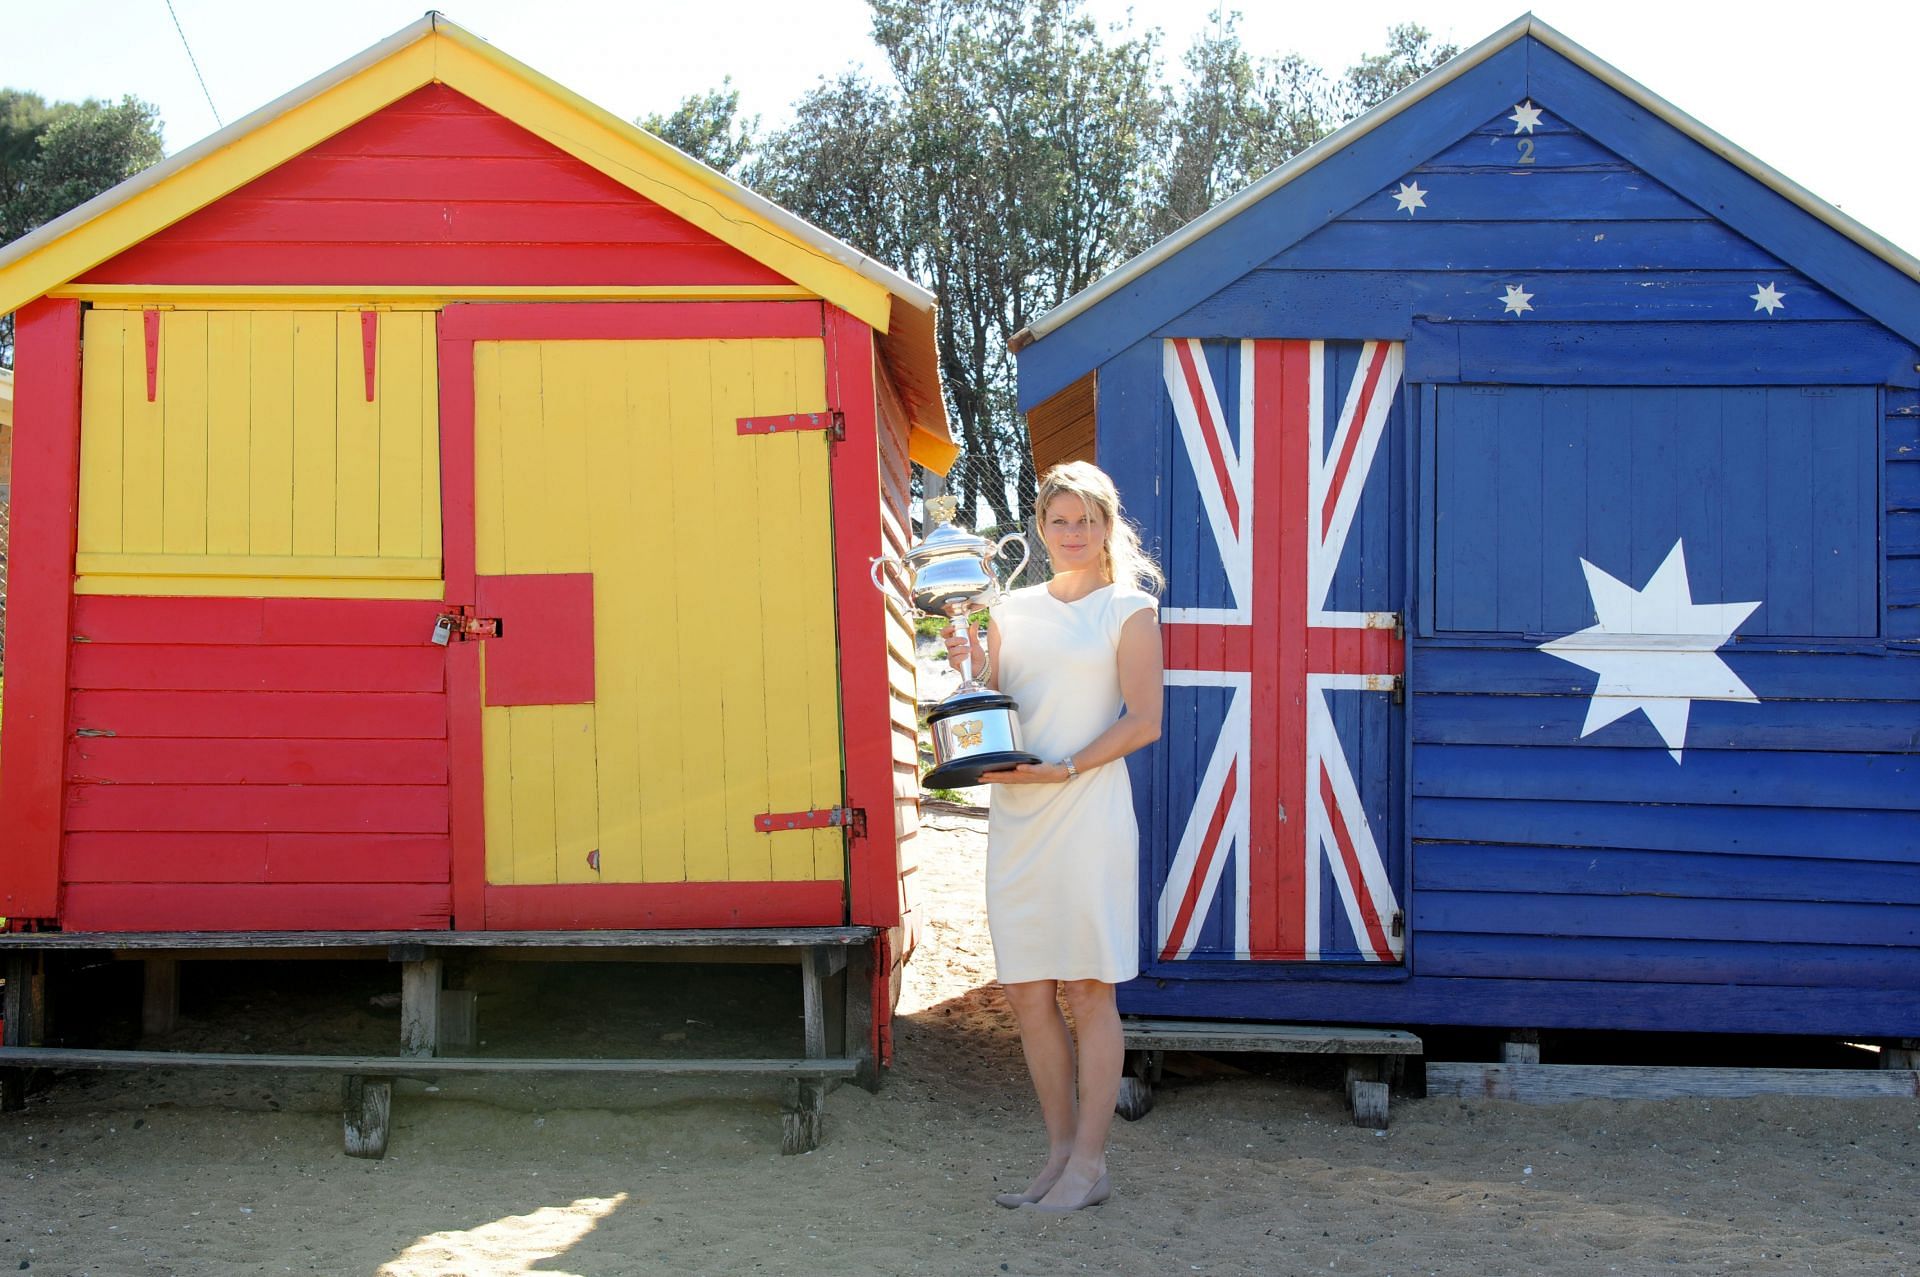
[942,619,986,675]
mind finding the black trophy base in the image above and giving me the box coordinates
[923,750,1044,790]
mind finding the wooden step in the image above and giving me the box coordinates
[1121,1018,1422,1056]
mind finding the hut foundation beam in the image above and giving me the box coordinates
[2,954,47,1111]
[1501,1030,1542,1064]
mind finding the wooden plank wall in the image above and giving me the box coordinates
[76,85,783,288]
[874,362,922,957]
[61,595,453,930]
[1105,95,1920,1035]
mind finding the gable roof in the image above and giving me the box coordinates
[0,12,953,465]
[1011,13,1920,405]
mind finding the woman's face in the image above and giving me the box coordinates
[1041,492,1108,576]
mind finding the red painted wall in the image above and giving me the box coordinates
[59,595,452,930]
[78,85,785,287]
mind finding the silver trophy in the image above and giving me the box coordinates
[871,495,1043,788]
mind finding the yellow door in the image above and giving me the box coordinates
[471,338,845,889]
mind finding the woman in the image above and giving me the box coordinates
[942,460,1164,1214]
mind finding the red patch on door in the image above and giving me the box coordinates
[475,573,595,706]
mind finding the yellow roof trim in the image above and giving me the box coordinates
[0,15,919,335]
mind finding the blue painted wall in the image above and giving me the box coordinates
[1069,52,1920,1037]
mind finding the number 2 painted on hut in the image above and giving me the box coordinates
[1516,138,1536,164]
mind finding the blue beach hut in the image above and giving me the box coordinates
[1010,15,1920,1040]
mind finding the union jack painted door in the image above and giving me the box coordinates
[1147,338,1407,967]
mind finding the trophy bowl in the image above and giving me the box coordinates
[872,496,1043,788]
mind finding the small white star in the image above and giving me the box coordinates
[1539,540,1761,763]
[1500,284,1534,316]
[1508,100,1544,134]
[1392,181,1427,215]
[1750,282,1787,315]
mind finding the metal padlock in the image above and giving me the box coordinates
[431,614,455,646]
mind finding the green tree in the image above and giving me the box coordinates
[638,77,758,177]
[1,90,165,366]
[1336,23,1459,116]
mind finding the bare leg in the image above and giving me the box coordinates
[1001,979,1076,1198]
[1034,979,1122,1208]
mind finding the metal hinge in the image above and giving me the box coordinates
[755,806,866,838]
[1391,675,1405,706]
[1391,910,1405,939]
[736,410,846,442]
[432,610,503,645]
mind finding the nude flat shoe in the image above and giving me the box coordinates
[1018,1172,1111,1214]
[993,1188,1042,1209]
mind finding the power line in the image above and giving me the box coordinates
[164,0,222,128]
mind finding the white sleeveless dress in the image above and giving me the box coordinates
[985,581,1159,984]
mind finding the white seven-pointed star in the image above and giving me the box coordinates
[1751,282,1787,314]
[1508,100,1544,133]
[1539,539,1761,763]
[1500,284,1534,315]
[1393,181,1427,214]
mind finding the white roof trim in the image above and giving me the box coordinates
[0,13,934,316]
[1016,12,1920,347]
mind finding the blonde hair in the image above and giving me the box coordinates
[1033,460,1164,596]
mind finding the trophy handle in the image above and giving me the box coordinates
[869,555,903,596]
[992,532,1031,591]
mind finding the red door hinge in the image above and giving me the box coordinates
[754,806,866,838]
[736,411,845,442]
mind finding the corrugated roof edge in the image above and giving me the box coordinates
[1009,11,1920,353]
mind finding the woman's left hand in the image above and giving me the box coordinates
[975,762,1072,785]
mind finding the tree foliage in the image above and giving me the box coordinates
[636,77,757,178]
[644,8,1462,523]
[1,89,165,366]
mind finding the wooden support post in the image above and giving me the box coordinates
[399,958,443,1058]
[799,948,827,1061]
[781,1077,825,1155]
[1881,1040,1920,1071]
[2,953,46,1112]
[143,957,180,1037]
[1116,1050,1157,1121]
[438,990,478,1051]
[844,941,880,1092]
[1502,1030,1542,1064]
[342,1076,392,1159]
[1345,1055,1394,1129]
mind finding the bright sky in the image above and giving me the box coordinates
[7,0,1919,255]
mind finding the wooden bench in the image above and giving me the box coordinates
[0,927,880,1156]
[1118,1017,1424,1129]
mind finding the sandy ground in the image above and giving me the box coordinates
[3,811,1917,1277]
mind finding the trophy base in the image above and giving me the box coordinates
[923,750,1044,790]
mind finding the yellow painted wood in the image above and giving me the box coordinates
[377,312,426,559]
[118,311,164,554]
[159,312,209,555]
[662,341,732,882]
[581,346,644,883]
[67,284,817,306]
[472,336,841,889]
[507,709,558,885]
[204,312,252,555]
[480,692,516,884]
[551,704,601,884]
[74,575,444,600]
[334,311,381,558]
[76,307,443,596]
[625,343,688,883]
[248,312,296,555]
[287,312,337,556]
[75,553,439,579]
[75,311,124,555]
